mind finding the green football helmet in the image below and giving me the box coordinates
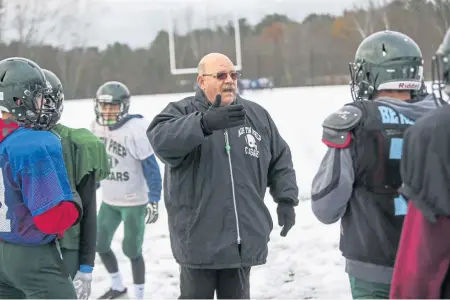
[0,57,59,130]
[42,69,64,129]
[94,81,130,126]
[349,30,423,101]
[431,27,450,100]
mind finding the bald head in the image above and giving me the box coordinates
[196,52,238,105]
[197,53,234,75]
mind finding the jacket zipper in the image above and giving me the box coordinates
[224,130,241,244]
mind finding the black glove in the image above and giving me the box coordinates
[201,94,246,135]
[277,202,295,237]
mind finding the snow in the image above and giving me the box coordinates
[62,86,353,299]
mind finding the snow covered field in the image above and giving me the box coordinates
[61,86,353,299]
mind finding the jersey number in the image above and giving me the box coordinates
[389,138,408,216]
[0,168,11,232]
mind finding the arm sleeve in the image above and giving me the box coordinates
[146,101,206,167]
[311,147,354,224]
[141,154,162,203]
[76,172,97,269]
[33,202,80,235]
[266,111,299,205]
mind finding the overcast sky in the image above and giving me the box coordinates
[3,0,365,49]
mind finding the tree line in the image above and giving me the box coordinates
[0,0,449,100]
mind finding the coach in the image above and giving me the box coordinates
[147,52,298,299]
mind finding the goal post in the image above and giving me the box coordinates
[167,9,243,75]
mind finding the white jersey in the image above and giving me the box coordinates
[91,117,154,206]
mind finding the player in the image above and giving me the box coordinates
[0,57,82,298]
[92,81,162,300]
[41,69,110,299]
[311,30,441,298]
[390,27,450,299]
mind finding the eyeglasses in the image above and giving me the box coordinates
[202,71,241,81]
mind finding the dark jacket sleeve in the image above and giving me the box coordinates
[76,171,97,269]
[147,101,206,167]
[311,148,354,224]
[266,111,299,206]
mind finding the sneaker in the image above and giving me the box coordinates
[98,287,128,299]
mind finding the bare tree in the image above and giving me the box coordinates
[378,0,391,30]
[4,0,67,55]
[351,3,374,39]
[351,0,389,39]
[431,0,450,36]
[53,0,98,99]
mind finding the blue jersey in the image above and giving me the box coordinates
[0,127,73,245]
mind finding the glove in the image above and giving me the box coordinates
[277,202,295,237]
[73,270,92,299]
[145,202,159,224]
[201,94,246,135]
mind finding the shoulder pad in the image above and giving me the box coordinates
[52,123,69,138]
[70,128,110,184]
[322,105,363,131]
[53,124,101,146]
[321,105,362,149]
[70,128,103,146]
[9,130,61,172]
[53,125,110,185]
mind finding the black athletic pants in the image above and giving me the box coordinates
[179,266,251,299]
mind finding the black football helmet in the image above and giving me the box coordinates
[349,30,424,101]
[42,69,64,129]
[0,57,59,130]
[94,81,130,126]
